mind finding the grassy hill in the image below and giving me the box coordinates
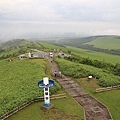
[0,39,44,59]
[40,35,120,55]
[85,36,120,49]
[0,59,61,116]
[67,46,120,64]
[0,38,120,120]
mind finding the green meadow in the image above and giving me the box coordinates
[85,36,120,49]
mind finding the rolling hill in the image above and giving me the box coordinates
[84,36,120,49]
[39,35,120,55]
[0,37,120,120]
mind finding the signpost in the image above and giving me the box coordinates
[38,77,54,107]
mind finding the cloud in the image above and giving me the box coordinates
[0,0,63,21]
[0,0,120,22]
[0,21,120,38]
[0,0,120,39]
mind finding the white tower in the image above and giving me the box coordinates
[38,77,54,107]
[43,77,50,106]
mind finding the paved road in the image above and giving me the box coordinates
[48,58,113,120]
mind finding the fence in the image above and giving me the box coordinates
[95,85,120,93]
[0,93,66,120]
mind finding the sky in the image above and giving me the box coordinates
[0,0,120,40]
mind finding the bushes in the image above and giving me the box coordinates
[65,56,120,76]
[55,57,120,87]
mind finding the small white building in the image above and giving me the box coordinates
[49,52,53,58]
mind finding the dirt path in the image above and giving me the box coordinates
[48,58,113,120]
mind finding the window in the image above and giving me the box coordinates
[46,97,48,100]
[45,92,48,95]
[45,88,48,91]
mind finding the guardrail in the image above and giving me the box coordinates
[0,94,66,120]
[95,85,120,93]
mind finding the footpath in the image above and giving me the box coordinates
[48,58,113,120]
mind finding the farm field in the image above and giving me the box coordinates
[6,90,84,120]
[0,58,61,117]
[85,36,120,49]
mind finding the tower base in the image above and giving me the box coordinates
[41,103,54,110]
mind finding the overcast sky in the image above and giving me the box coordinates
[0,0,120,40]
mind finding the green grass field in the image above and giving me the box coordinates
[6,90,84,120]
[85,36,120,49]
[0,58,60,116]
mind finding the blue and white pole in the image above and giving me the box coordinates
[43,77,50,106]
[38,77,54,107]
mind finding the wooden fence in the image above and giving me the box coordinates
[0,93,66,120]
[95,85,120,93]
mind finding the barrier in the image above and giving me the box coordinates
[0,94,66,120]
[95,85,120,93]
